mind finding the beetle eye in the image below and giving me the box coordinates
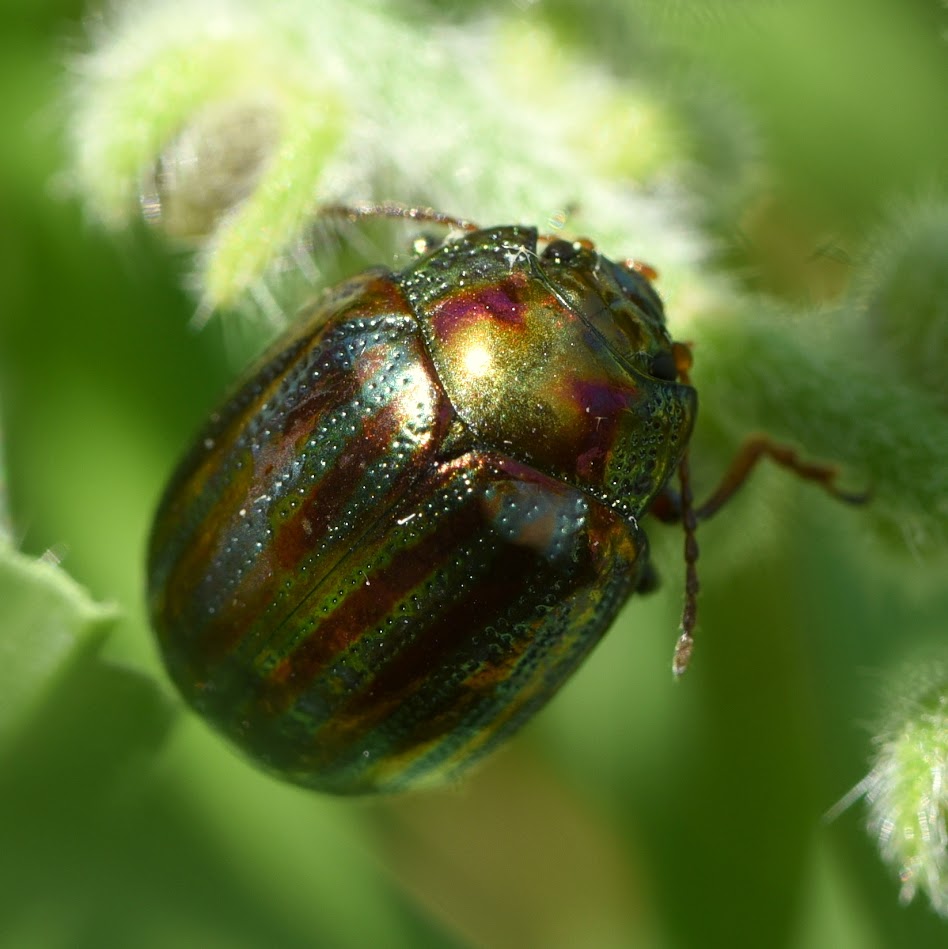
[542,239,579,263]
[648,350,678,382]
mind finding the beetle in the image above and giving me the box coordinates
[147,204,861,794]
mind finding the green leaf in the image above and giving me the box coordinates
[0,539,117,751]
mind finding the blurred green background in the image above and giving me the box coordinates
[1,1,946,947]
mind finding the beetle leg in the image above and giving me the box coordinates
[694,435,869,522]
[318,202,479,233]
[634,559,661,594]
[646,486,684,524]
[651,437,867,524]
[670,435,867,675]
[659,433,867,676]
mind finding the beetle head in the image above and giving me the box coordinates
[401,226,697,521]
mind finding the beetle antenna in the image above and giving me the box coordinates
[673,446,700,676]
[671,341,699,677]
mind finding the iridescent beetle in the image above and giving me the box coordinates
[148,204,861,794]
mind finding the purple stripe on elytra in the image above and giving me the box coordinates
[430,276,530,341]
[289,464,594,768]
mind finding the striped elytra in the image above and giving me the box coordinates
[148,223,697,794]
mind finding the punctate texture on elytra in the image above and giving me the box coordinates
[148,225,696,794]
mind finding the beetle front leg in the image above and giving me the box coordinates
[693,434,868,521]
[648,435,867,525]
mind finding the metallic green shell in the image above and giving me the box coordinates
[147,226,696,794]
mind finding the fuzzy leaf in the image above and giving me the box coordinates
[0,540,117,751]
